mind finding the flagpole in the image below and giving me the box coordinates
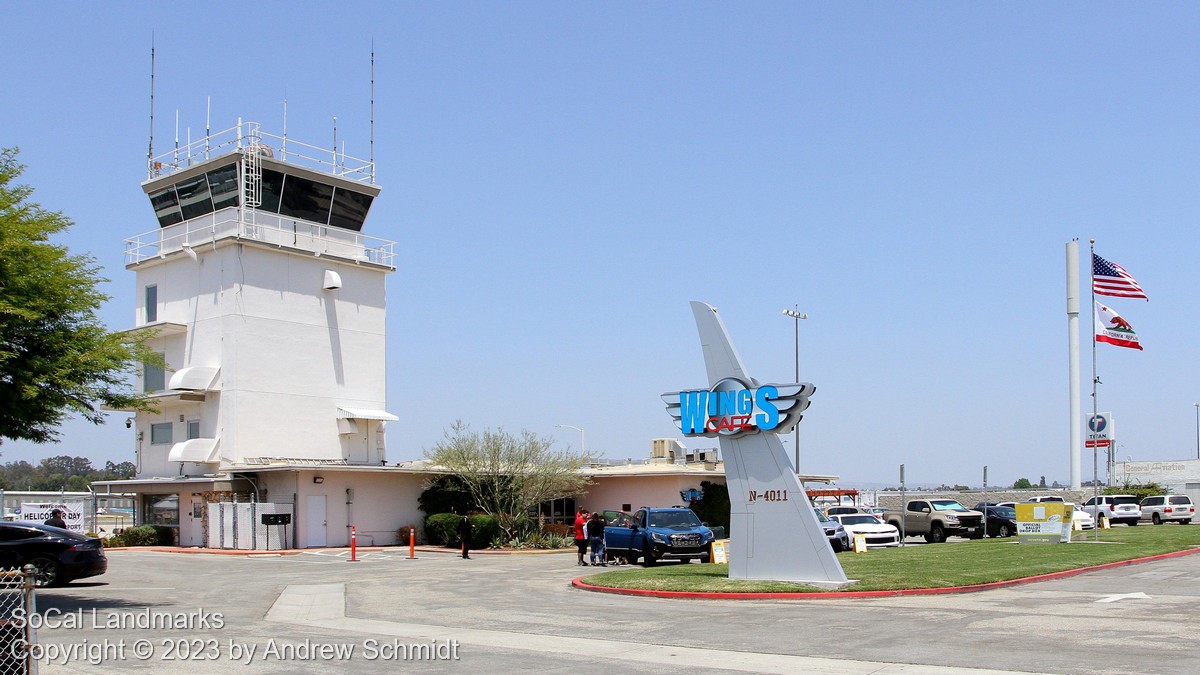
[1089,239,1099,541]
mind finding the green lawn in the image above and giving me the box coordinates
[582,526,1200,593]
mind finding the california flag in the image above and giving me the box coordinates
[1095,302,1143,351]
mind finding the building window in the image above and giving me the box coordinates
[143,353,165,392]
[150,422,173,445]
[187,420,200,440]
[145,285,158,323]
[142,494,179,531]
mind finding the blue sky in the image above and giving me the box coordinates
[2,3,1198,487]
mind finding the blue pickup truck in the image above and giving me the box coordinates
[602,507,715,566]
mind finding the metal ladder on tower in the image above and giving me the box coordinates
[241,122,263,238]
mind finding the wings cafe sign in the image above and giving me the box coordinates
[664,378,813,437]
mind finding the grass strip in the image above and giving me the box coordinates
[583,525,1200,593]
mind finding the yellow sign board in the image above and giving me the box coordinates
[1015,503,1074,544]
[711,540,728,564]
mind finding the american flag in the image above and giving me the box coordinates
[1093,253,1148,300]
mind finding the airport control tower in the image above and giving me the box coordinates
[119,121,397,480]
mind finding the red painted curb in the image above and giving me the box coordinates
[571,546,1200,600]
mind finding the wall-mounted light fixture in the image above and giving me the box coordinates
[313,476,324,484]
[125,418,134,429]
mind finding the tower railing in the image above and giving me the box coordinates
[124,209,395,268]
[148,120,374,183]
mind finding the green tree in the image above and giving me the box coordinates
[688,480,730,533]
[1012,477,1033,489]
[425,421,592,538]
[0,147,157,444]
[1105,481,1165,502]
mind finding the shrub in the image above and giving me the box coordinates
[469,514,500,548]
[118,525,160,547]
[424,513,462,546]
[542,523,571,538]
[1105,481,1166,503]
[396,525,423,545]
[150,525,176,546]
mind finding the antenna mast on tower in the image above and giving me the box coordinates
[147,39,155,178]
[370,41,375,183]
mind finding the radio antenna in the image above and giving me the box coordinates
[205,95,211,159]
[282,97,288,161]
[370,40,375,183]
[147,37,155,177]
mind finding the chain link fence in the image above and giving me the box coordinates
[0,567,38,674]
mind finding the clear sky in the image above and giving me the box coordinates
[2,3,1198,487]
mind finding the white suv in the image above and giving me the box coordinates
[1139,495,1194,525]
[1081,494,1141,526]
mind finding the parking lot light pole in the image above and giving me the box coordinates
[781,307,807,475]
[1194,403,1199,459]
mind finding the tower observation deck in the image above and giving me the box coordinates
[127,120,394,269]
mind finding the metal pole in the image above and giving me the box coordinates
[793,307,799,475]
[1090,240,1099,542]
[899,464,906,548]
[1194,403,1199,459]
[982,465,988,537]
[781,307,807,475]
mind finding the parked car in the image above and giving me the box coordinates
[830,514,901,548]
[1139,495,1195,525]
[972,503,1018,538]
[1081,494,1141,526]
[861,507,888,523]
[825,506,865,516]
[1070,506,1094,530]
[0,522,107,587]
[1026,495,1066,503]
[814,509,850,552]
[603,507,714,566]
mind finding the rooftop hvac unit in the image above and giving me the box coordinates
[652,438,685,459]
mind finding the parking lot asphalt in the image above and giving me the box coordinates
[26,545,1200,674]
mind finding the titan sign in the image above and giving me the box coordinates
[666,378,812,437]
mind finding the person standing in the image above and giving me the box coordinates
[44,509,67,529]
[587,512,606,566]
[458,514,472,559]
[573,507,589,567]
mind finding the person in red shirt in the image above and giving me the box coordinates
[573,507,589,567]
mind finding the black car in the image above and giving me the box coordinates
[971,503,1017,538]
[0,522,107,587]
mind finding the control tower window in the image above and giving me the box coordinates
[259,168,284,213]
[329,188,373,231]
[176,174,214,221]
[279,174,334,225]
[149,186,183,227]
[207,162,239,210]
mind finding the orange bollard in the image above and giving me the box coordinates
[409,527,416,559]
[350,525,358,562]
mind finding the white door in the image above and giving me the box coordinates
[306,495,327,547]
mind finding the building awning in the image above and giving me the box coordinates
[336,407,397,421]
[169,366,220,391]
[168,437,220,463]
